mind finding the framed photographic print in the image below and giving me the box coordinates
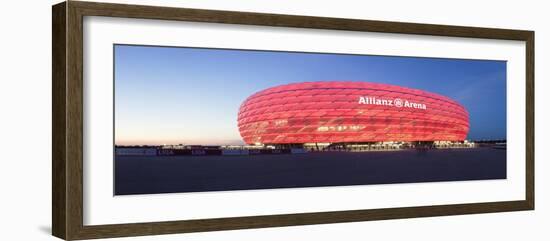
[52,1,534,240]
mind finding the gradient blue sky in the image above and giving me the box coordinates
[114,44,506,145]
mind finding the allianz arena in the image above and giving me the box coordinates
[237,81,469,145]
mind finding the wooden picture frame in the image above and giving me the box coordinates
[52,1,534,240]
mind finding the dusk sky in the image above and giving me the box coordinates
[114,44,506,145]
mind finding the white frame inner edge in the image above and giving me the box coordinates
[83,16,526,225]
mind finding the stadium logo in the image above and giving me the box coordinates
[358,96,427,110]
[394,98,403,107]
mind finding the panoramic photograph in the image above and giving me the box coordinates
[114,44,507,195]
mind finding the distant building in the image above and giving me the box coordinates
[238,81,469,146]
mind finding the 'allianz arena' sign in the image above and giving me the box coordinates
[358,96,427,110]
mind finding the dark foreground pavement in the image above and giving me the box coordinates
[115,148,506,195]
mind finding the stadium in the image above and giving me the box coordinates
[115,81,504,195]
[237,81,471,150]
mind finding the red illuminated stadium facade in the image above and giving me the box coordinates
[237,81,469,146]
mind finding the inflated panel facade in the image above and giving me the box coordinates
[238,81,469,144]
